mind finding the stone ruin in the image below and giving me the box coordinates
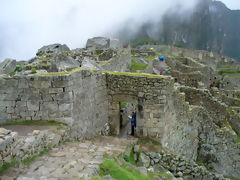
[0,37,240,179]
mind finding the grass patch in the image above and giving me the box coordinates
[144,56,155,61]
[103,71,167,79]
[236,137,240,144]
[159,172,172,180]
[38,56,48,62]
[131,61,148,72]
[138,137,161,146]
[22,148,51,165]
[1,120,63,126]
[120,102,128,109]
[123,147,138,165]
[99,159,152,180]
[99,61,109,66]
[218,67,240,75]
[36,67,85,76]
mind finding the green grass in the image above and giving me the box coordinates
[22,148,51,165]
[1,120,63,126]
[37,67,85,76]
[236,137,240,144]
[131,61,148,72]
[138,137,161,146]
[120,102,128,109]
[98,61,109,66]
[123,147,138,165]
[144,56,155,61]
[99,159,152,180]
[218,67,240,75]
[31,68,37,74]
[103,71,167,79]
[38,56,48,62]
[159,172,172,180]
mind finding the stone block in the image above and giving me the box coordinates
[18,79,29,88]
[27,101,40,111]
[49,88,64,94]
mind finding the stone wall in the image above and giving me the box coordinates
[101,49,131,72]
[0,127,68,168]
[140,45,240,70]
[211,89,240,107]
[69,70,108,138]
[0,75,73,124]
[171,71,203,88]
[160,86,240,178]
[0,70,109,138]
[106,73,175,136]
[179,87,240,135]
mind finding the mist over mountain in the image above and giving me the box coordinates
[118,0,240,61]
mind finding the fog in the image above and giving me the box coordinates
[0,0,199,61]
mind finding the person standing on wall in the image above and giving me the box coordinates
[131,112,136,136]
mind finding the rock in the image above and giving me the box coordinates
[110,39,123,50]
[0,176,15,180]
[49,153,66,157]
[0,128,11,135]
[102,175,115,180]
[101,123,110,136]
[81,58,101,70]
[36,44,70,56]
[177,171,183,177]
[139,153,150,167]
[98,49,115,61]
[32,130,40,135]
[134,145,140,153]
[0,58,17,74]
[86,37,110,49]
[48,54,80,72]
[134,58,148,64]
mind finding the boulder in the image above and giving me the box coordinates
[139,153,151,167]
[36,44,70,56]
[86,37,110,49]
[0,58,17,74]
[0,128,11,136]
[98,49,115,61]
[48,54,80,72]
[81,58,102,70]
[110,39,123,50]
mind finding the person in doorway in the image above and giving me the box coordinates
[120,109,123,129]
[131,112,136,136]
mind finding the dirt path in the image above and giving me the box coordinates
[1,136,137,180]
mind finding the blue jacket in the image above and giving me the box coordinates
[131,114,136,127]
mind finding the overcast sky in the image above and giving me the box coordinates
[0,0,199,61]
[221,0,240,10]
[0,0,239,61]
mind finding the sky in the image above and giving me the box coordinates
[0,0,239,61]
[0,0,198,61]
[221,0,240,10]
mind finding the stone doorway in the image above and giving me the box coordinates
[108,95,144,136]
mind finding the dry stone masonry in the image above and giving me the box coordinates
[0,39,240,179]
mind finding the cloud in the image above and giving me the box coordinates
[0,0,198,61]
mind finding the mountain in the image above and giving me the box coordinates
[119,0,240,61]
